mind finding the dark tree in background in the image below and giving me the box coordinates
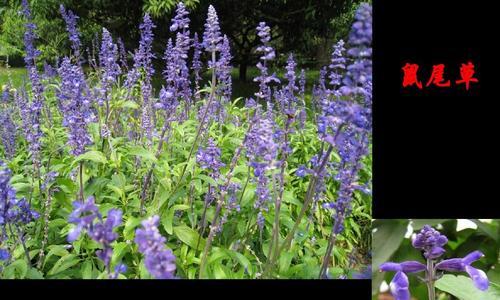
[189,0,357,81]
[1,0,362,81]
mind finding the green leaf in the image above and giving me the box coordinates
[435,274,500,300]
[73,150,107,166]
[3,259,28,278]
[43,245,69,268]
[48,254,80,275]
[81,260,93,279]
[227,250,253,276]
[162,204,190,235]
[128,146,157,163]
[411,219,451,230]
[194,174,218,187]
[470,219,499,243]
[173,225,205,249]
[26,268,44,279]
[111,242,129,266]
[372,219,408,269]
[278,251,294,274]
[123,217,142,240]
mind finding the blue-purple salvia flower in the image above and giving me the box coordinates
[98,28,121,107]
[138,14,156,144]
[135,215,176,279]
[197,138,225,173]
[380,225,489,300]
[67,196,123,274]
[1,160,39,259]
[161,3,192,115]
[20,0,44,167]
[254,22,280,104]
[197,138,225,206]
[245,115,278,228]
[43,61,58,79]
[412,225,448,259]
[318,6,372,232]
[60,5,82,62]
[328,39,346,89]
[192,32,203,93]
[203,5,222,53]
[217,35,232,103]
[0,108,17,160]
[57,57,94,156]
[436,250,489,290]
[117,37,128,71]
[340,3,372,98]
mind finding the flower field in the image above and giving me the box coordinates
[0,1,372,279]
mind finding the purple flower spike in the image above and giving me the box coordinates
[412,225,448,259]
[390,271,410,300]
[135,215,176,279]
[60,5,82,61]
[203,5,222,52]
[436,250,488,291]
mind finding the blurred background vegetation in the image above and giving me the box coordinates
[372,219,500,300]
[0,0,368,98]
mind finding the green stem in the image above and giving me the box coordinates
[79,161,84,201]
[170,51,217,199]
[426,258,436,300]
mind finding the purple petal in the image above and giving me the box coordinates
[426,246,446,259]
[465,265,489,291]
[379,262,402,272]
[435,258,464,272]
[390,271,410,300]
[400,261,426,273]
[67,225,82,242]
[462,250,484,265]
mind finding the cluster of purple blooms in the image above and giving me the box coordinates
[0,98,17,160]
[0,160,39,261]
[59,5,82,61]
[98,28,121,108]
[67,196,124,276]
[57,57,95,156]
[197,138,225,206]
[18,0,44,167]
[134,215,176,279]
[380,225,489,300]
[254,22,280,104]
[245,114,278,228]
[321,4,372,233]
[160,3,191,118]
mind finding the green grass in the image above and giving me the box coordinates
[1,66,319,99]
[0,66,27,88]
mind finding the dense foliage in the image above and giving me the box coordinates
[0,1,372,279]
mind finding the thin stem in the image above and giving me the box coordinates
[318,218,341,278]
[198,122,253,278]
[270,144,334,267]
[199,198,224,279]
[170,51,217,198]
[426,258,436,300]
[79,161,84,201]
[9,224,31,266]
[139,123,169,215]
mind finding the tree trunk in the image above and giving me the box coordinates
[239,61,248,82]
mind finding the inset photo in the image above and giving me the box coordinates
[372,219,500,300]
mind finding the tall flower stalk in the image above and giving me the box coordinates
[20,0,44,172]
[170,5,222,198]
